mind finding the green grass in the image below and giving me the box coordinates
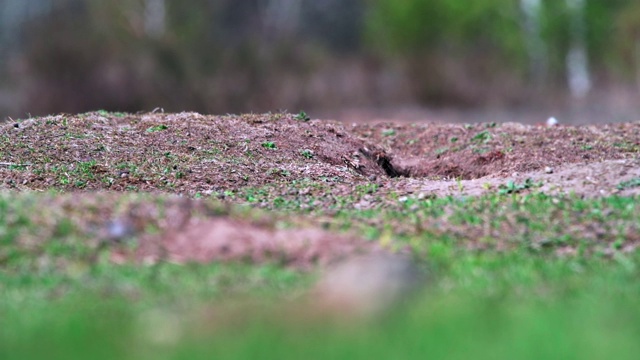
[294,111,310,122]
[146,125,169,133]
[3,258,640,360]
[617,177,640,190]
[2,190,640,359]
[261,141,277,149]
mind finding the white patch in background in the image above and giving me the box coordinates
[144,0,166,38]
[520,0,548,84]
[565,0,592,99]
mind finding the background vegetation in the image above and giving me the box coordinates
[1,0,639,118]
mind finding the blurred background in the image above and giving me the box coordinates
[1,0,639,123]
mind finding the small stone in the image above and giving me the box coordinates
[545,166,553,174]
[398,196,409,202]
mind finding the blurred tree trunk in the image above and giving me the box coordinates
[262,0,301,37]
[1,0,54,51]
[565,0,591,99]
[614,2,640,90]
[520,0,548,89]
[144,0,165,38]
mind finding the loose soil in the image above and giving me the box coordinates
[2,112,639,267]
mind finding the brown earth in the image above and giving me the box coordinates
[1,111,640,268]
[3,111,640,196]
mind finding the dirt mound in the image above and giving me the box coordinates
[3,112,640,269]
[351,121,640,180]
[385,158,640,199]
[2,111,639,198]
[132,217,375,269]
[0,112,391,194]
[105,196,380,269]
[3,191,376,270]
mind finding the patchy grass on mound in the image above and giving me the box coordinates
[2,111,640,197]
[0,111,390,194]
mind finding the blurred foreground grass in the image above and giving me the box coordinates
[1,191,640,359]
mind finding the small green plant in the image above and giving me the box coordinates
[76,160,97,177]
[472,147,491,154]
[300,149,314,159]
[146,125,168,133]
[472,130,492,144]
[294,111,310,121]
[7,164,29,171]
[382,129,396,136]
[498,178,540,194]
[163,151,175,159]
[450,137,458,143]
[101,177,115,186]
[435,147,449,155]
[355,183,379,195]
[58,174,70,186]
[617,178,640,190]
[267,168,290,177]
[613,142,640,152]
[262,141,277,150]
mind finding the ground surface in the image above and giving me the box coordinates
[1,111,640,265]
[4,111,640,195]
[2,112,640,359]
